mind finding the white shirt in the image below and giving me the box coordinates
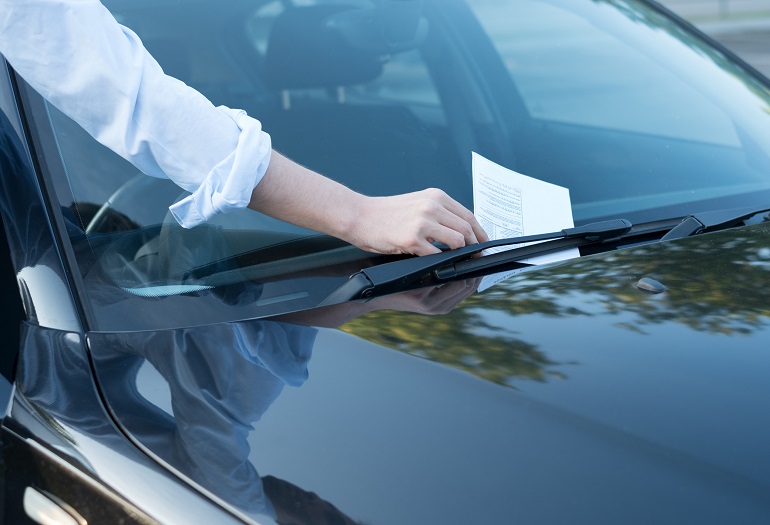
[0,0,272,228]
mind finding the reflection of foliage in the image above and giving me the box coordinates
[342,225,770,387]
[507,225,770,336]
[484,226,770,337]
[342,306,567,387]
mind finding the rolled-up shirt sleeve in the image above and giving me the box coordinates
[0,0,271,227]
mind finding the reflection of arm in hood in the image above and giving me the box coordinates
[166,321,316,519]
[91,320,316,519]
[278,277,482,328]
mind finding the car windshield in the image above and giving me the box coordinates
[24,0,770,330]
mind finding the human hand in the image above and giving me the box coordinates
[347,188,489,256]
[367,278,482,316]
[250,154,487,256]
[276,278,481,327]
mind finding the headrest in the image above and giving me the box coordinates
[262,5,385,91]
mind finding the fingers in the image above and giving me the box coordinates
[425,279,479,313]
[434,206,477,247]
[420,188,489,249]
[411,238,443,256]
[348,189,488,256]
[376,278,480,315]
[433,190,489,244]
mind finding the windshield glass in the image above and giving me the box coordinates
[26,0,770,330]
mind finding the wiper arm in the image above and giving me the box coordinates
[320,219,631,305]
[661,205,770,241]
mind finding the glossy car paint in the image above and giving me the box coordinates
[86,223,770,524]
[0,54,245,525]
[1,1,770,524]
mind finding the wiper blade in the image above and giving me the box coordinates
[661,205,770,241]
[320,219,631,305]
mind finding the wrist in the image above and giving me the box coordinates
[334,191,370,247]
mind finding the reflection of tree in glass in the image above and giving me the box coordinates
[342,225,770,387]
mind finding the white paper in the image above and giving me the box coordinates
[472,152,579,291]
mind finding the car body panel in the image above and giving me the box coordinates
[89,223,770,524]
[0,31,249,525]
[4,323,249,524]
[1,0,770,523]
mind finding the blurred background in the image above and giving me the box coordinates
[660,0,770,76]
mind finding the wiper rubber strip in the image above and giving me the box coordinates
[320,219,632,305]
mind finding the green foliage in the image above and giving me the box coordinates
[342,225,770,387]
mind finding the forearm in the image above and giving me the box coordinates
[249,151,488,256]
[247,151,362,243]
[0,0,271,228]
[0,0,485,254]
[0,0,237,186]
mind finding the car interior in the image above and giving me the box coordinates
[24,0,770,306]
[71,0,770,228]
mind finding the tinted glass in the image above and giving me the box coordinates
[26,0,770,329]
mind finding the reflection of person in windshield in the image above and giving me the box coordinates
[93,281,477,524]
[0,0,488,256]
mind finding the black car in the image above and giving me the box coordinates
[2,0,770,523]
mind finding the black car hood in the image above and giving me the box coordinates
[87,223,770,524]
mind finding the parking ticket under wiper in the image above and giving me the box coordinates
[319,219,632,305]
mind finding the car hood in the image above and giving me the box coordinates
[87,222,770,524]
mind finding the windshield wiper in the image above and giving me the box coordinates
[320,219,632,305]
[661,205,770,241]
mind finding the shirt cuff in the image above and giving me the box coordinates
[168,106,272,228]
